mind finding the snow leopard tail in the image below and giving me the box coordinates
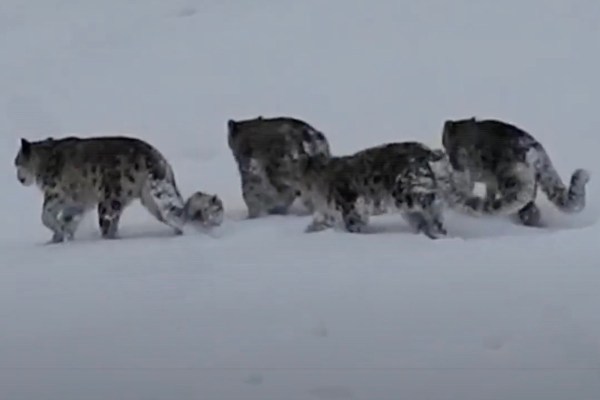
[143,159,188,231]
[531,143,590,213]
[433,150,537,217]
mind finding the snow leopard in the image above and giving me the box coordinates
[14,136,224,243]
[441,117,590,226]
[294,141,450,239]
[227,116,331,218]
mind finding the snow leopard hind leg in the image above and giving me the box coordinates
[97,177,139,239]
[97,197,129,239]
[266,183,297,216]
[512,179,542,227]
[238,158,293,218]
[305,189,369,234]
[486,178,542,227]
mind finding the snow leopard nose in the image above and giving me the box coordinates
[18,176,25,184]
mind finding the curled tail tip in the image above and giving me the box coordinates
[562,168,589,214]
[183,191,225,228]
[572,168,591,186]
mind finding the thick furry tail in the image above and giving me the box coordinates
[432,151,537,217]
[145,172,224,231]
[531,144,590,213]
[183,191,224,228]
[144,162,187,232]
[142,152,225,233]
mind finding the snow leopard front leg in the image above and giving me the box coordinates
[304,191,337,232]
[399,193,447,239]
[394,160,447,239]
[42,192,86,243]
[334,188,369,234]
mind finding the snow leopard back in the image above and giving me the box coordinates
[300,141,445,213]
[227,116,330,162]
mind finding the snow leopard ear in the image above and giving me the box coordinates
[210,195,220,205]
[442,120,454,134]
[20,138,31,156]
[227,120,239,140]
[442,121,455,149]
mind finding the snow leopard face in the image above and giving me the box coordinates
[14,138,38,187]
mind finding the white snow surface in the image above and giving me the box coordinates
[1,1,600,399]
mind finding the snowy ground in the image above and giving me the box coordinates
[1,1,600,399]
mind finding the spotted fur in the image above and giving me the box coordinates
[295,142,450,239]
[184,191,224,228]
[14,136,223,243]
[441,117,590,226]
[227,116,331,218]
